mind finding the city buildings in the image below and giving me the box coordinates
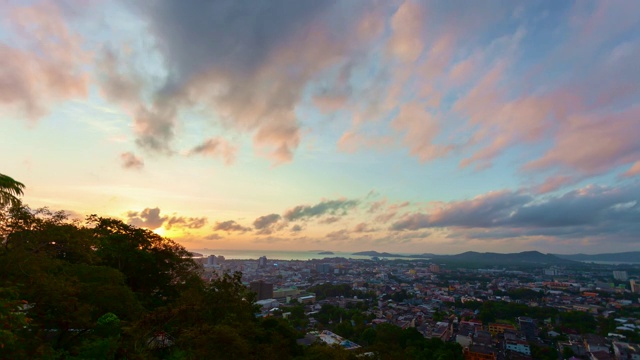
[250,280,274,300]
[614,271,628,281]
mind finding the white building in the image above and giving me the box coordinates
[613,271,628,281]
[506,340,531,355]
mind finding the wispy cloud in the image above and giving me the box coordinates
[120,152,144,170]
[283,198,360,222]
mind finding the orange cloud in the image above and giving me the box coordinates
[623,161,640,178]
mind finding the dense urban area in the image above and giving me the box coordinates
[197,252,640,360]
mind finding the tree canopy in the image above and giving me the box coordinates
[0,173,25,208]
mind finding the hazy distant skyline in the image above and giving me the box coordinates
[2,1,640,254]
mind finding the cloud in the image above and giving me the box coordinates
[325,229,350,241]
[95,46,144,107]
[213,220,251,233]
[252,213,283,235]
[329,2,640,192]
[533,175,576,194]
[319,216,341,225]
[126,207,207,230]
[165,216,207,230]
[390,191,533,230]
[203,233,223,241]
[253,213,281,229]
[368,199,387,213]
[390,183,640,245]
[623,161,640,178]
[0,2,89,121]
[188,137,237,165]
[524,107,640,177]
[353,222,375,233]
[127,207,167,229]
[283,198,360,221]
[120,1,380,163]
[290,224,303,233]
[337,131,395,154]
[133,103,178,155]
[120,152,144,170]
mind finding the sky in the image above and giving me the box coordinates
[2,0,640,254]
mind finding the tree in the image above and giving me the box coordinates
[87,216,201,309]
[0,174,24,208]
[0,287,31,359]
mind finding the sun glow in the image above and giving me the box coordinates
[153,227,166,236]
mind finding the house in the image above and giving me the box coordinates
[464,345,497,360]
[506,339,531,356]
[584,334,610,353]
[613,341,640,360]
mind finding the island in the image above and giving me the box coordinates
[352,250,404,257]
[318,251,334,255]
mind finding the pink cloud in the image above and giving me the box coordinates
[312,92,349,114]
[337,131,394,154]
[533,175,576,194]
[623,161,640,178]
[391,102,452,162]
[387,1,425,62]
[0,2,89,121]
[120,152,144,170]
[188,137,237,165]
[525,106,640,175]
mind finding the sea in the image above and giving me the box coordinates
[188,249,424,261]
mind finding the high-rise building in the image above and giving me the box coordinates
[316,263,332,274]
[630,279,639,294]
[250,280,274,300]
[206,255,217,266]
[258,256,267,268]
[613,271,628,281]
[429,264,440,273]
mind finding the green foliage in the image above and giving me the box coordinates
[307,283,375,300]
[0,287,30,358]
[298,343,357,360]
[562,346,575,358]
[530,343,559,360]
[364,325,462,360]
[478,301,557,324]
[88,215,201,308]
[0,173,25,209]
[558,311,597,334]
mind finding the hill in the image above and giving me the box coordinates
[352,250,404,257]
[429,251,575,265]
[554,251,640,263]
[352,250,575,265]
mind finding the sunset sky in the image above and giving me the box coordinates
[2,0,640,254]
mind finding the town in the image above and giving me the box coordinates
[198,254,640,359]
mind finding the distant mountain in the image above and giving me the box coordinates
[352,251,404,257]
[554,251,640,263]
[428,251,575,265]
[351,250,571,265]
